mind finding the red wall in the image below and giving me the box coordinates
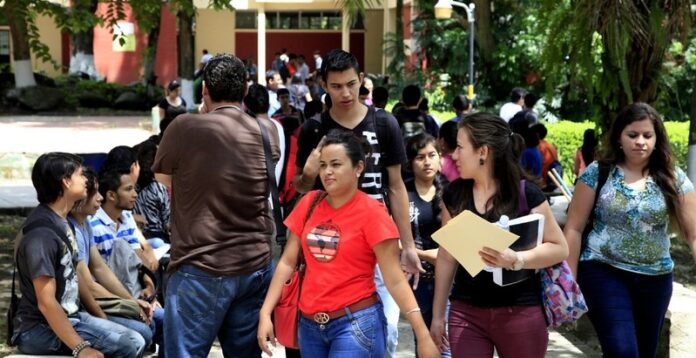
[235,32,365,73]
[93,3,177,85]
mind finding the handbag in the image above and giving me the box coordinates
[274,190,326,349]
[517,180,588,327]
[540,260,588,327]
[96,297,143,321]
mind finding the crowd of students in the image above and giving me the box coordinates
[9,48,696,358]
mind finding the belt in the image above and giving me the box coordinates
[301,294,380,325]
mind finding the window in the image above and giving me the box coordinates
[235,11,364,30]
[0,31,10,56]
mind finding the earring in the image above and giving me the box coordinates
[479,158,485,166]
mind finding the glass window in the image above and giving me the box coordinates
[279,12,298,29]
[0,31,9,56]
[235,11,257,29]
[325,11,342,30]
[300,12,321,29]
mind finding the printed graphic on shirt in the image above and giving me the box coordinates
[61,228,79,314]
[307,221,341,262]
[409,201,420,224]
[361,130,384,203]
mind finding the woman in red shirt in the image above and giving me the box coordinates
[258,130,439,357]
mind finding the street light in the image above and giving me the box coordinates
[434,0,476,100]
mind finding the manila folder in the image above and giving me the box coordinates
[432,210,519,277]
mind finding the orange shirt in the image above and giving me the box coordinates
[538,139,558,185]
[284,190,398,313]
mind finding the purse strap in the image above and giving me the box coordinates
[298,191,327,270]
[253,114,287,242]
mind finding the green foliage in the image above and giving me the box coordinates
[545,121,689,183]
[656,34,696,122]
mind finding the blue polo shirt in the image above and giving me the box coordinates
[90,207,140,261]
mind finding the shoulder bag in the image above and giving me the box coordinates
[274,190,326,349]
[519,180,589,327]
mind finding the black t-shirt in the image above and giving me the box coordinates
[295,106,407,203]
[406,179,442,274]
[15,205,81,334]
[158,97,187,133]
[442,179,546,307]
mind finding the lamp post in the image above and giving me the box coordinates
[434,0,476,100]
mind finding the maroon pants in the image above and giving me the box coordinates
[448,301,548,358]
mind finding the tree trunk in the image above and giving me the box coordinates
[69,0,100,79]
[688,81,696,183]
[395,0,405,64]
[473,0,495,65]
[143,7,162,86]
[6,0,37,88]
[177,6,195,109]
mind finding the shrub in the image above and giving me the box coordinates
[546,121,689,184]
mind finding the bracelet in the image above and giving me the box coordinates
[405,307,421,316]
[72,340,91,357]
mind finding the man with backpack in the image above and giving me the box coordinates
[11,152,145,357]
[293,49,424,357]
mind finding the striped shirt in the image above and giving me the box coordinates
[90,207,140,261]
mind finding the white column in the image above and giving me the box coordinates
[342,10,350,52]
[257,8,267,84]
[382,0,390,74]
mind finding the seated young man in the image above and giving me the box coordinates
[69,167,155,348]
[12,152,145,357]
[90,169,165,333]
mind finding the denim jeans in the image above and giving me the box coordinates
[413,279,452,358]
[107,314,153,348]
[164,262,273,358]
[578,260,673,358]
[375,265,399,357]
[15,311,145,358]
[298,301,386,357]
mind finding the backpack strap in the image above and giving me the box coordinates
[254,115,287,243]
[581,162,611,246]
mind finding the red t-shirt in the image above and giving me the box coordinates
[284,190,399,313]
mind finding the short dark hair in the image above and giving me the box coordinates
[203,54,247,103]
[203,49,209,54]
[244,84,270,114]
[98,169,128,199]
[359,86,369,96]
[531,123,548,139]
[402,84,421,106]
[524,93,539,108]
[452,95,471,112]
[510,87,527,102]
[372,86,389,107]
[101,146,136,177]
[320,49,360,81]
[277,88,290,97]
[32,152,83,204]
[438,121,458,151]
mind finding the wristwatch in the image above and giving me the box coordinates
[510,252,525,271]
[72,340,91,357]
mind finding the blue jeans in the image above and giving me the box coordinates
[107,314,153,348]
[578,260,673,358]
[413,279,451,358]
[147,238,166,249]
[298,301,386,357]
[375,265,399,357]
[164,262,273,358]
[15,311,145,358]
